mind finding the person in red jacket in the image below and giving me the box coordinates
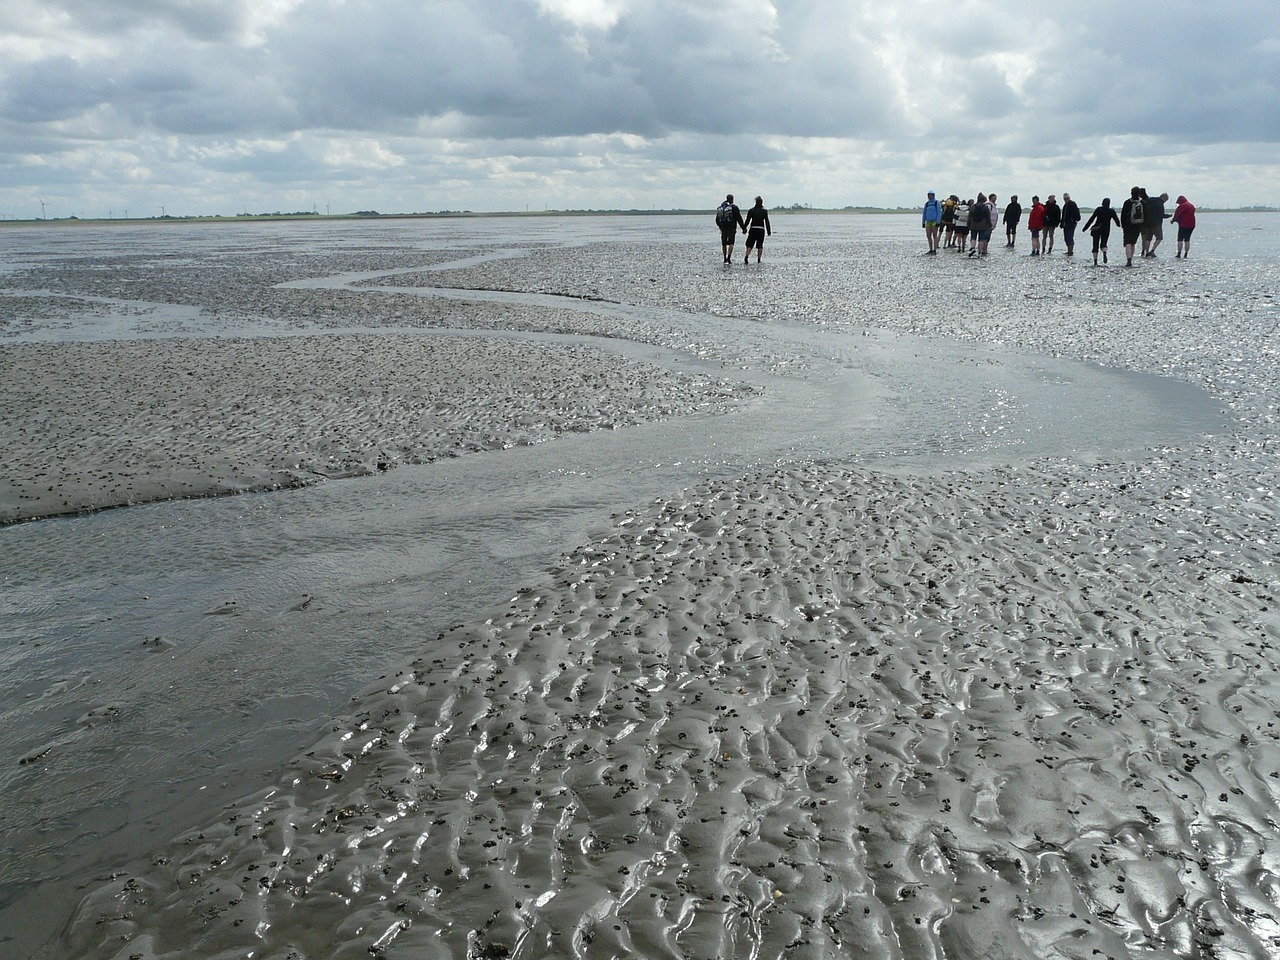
[1027,196,1046,256]
[1171,195,1197,259]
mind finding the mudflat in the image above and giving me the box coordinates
[3,214,1277,959]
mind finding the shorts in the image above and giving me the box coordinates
[1178,225,1195,242]
[720,227,738,244]
[746,228,766,250]
[1030,229,1041,238]
[1123,225,1142,246]
[955,226,970,236]
[923,219,939,227]
[976,228,992,243]
[1141,222,1162,241]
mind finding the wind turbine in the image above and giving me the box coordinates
[38,198,46,219]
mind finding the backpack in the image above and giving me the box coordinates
[1129,198,1145,224]
[716,202,735,227]
[969,203,988,229]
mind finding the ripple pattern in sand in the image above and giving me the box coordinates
[66,463,1280,959]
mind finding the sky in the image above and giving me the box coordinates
[1,0,1278,219]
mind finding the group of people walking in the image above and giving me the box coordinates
[716,194,772,264]
[923,188,1198,266]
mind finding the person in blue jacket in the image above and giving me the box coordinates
[922,191,942,254]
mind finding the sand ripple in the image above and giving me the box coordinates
[0,334,749,523]
[65,463,1280,959]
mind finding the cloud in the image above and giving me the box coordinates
[0,0,1276,215]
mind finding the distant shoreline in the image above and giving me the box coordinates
[1,206,1273,227]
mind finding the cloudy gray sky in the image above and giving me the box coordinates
[2,0,1277,218]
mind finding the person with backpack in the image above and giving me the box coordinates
[743,196,772,263]
[968,193,991,257]
[941,195,958,248]
[1042,195,1062,254]
[1080,197,1121,266]
[1171,195,1196,258]
[715,194,745,264]
[1027,196,1046,256]
[1121,187,1146,267]
[1060,193,1082,256]
[1002,195,1022,248]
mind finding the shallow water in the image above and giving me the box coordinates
[0,213,1265,956]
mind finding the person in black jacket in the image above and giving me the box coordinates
[1081,198,1121,266]
[1042,195,1062,254]
[1002,195,1022,248]
[1120,187,1145,267]
[743,196,772,263]
[716,194,745,264]
[1060,193,1082,256]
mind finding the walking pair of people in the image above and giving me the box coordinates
[717,194,772,264]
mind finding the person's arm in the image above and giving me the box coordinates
[764,211,771,235]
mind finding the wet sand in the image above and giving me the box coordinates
[60,457,1280,958]
[3,215,1279,958]
[0,333,749,523]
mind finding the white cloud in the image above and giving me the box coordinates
[0,0,1276,216]
[322,138,406,171]
[536,0,629,30]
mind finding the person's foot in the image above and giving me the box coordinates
[1126,259,1133,267]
